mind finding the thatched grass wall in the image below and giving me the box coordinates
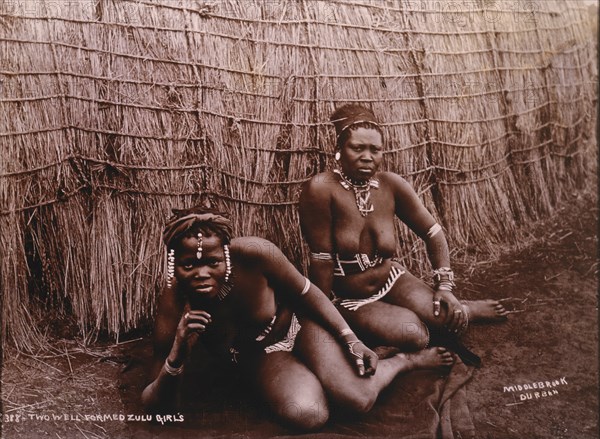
[1,0,597,350]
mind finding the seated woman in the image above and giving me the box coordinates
[141,207,453,431]
[299,104,508,362]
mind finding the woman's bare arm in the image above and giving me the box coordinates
[141,287,182,412]
[383,172,451,267]
[141,287,210,412]
[240,237,377,376]
[299,175,335,298]
[385,172,465,329]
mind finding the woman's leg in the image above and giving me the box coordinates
[383,263,508,328]
[249,350,330,431]
[335,299,430,351]
[294,319,453,414]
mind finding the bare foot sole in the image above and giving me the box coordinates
[400,347,454,370]
[462,299,509,323]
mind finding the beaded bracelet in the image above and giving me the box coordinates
[164,358,184,376]
[432,267,455,290]
[337,327,360,348]
[436,282,454,291]
[338,328,355,338]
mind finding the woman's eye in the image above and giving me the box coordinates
[209,260,221,268]
[183,264,194,270]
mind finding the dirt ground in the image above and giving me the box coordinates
[1,188,598,439]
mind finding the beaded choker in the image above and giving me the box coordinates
[333,169,379,217]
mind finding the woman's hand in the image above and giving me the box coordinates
[433,289,466,333]
[175,309,212,343]
[169,309,212,365]
[342,340,378,377]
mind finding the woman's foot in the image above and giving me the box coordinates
[397,347,454,371]
[462,299,508,322]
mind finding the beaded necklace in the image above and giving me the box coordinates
[333,169,379,217]
[217,282,232,301]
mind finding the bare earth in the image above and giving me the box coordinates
[1,190,597,439]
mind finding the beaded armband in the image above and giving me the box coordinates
[310,252,334,261]
[299,277,311,296]
[427,223,442,238]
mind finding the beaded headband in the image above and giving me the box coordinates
[333,118,382,141]
[162,212,232,247]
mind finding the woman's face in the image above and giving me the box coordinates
[339,127,383,181]
[174,234,227,302]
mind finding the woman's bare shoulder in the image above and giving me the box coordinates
[230,237,291,273]
[231,235,271,248]
[378,171,413,191]
[300,171,337,208]
[302,171,337,192]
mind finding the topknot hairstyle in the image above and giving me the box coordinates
[330,104,383,149]
[162,206,233,248]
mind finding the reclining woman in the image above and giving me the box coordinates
[299,104,508,362]
[141,207,453,431]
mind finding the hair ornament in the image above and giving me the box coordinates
[166,248,175,288]
[224,244,232,283]
[196,232,203,259]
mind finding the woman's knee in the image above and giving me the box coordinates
[273,399,329,431]
[370,307,428,350]
[397,319,429,351]
[335,386,378,414]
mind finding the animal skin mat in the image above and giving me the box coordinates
[118,338,476,439]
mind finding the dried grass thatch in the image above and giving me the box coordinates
[0,0,597,351]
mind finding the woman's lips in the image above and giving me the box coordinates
[357,167,374,175]
[193,284,214,293]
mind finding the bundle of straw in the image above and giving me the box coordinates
[0,0,596,350]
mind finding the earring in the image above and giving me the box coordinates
[224,245,232,283]
[334,151,341,161]
[166,248,175,288]
[196,232,203,259]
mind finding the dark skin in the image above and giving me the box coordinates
[300,127,508,347]
[142,233,453,430]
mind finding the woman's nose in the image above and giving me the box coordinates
[193,266,211,279]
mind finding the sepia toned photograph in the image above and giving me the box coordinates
[0,1,597,438]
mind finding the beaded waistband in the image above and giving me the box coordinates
[333,253,384,276]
